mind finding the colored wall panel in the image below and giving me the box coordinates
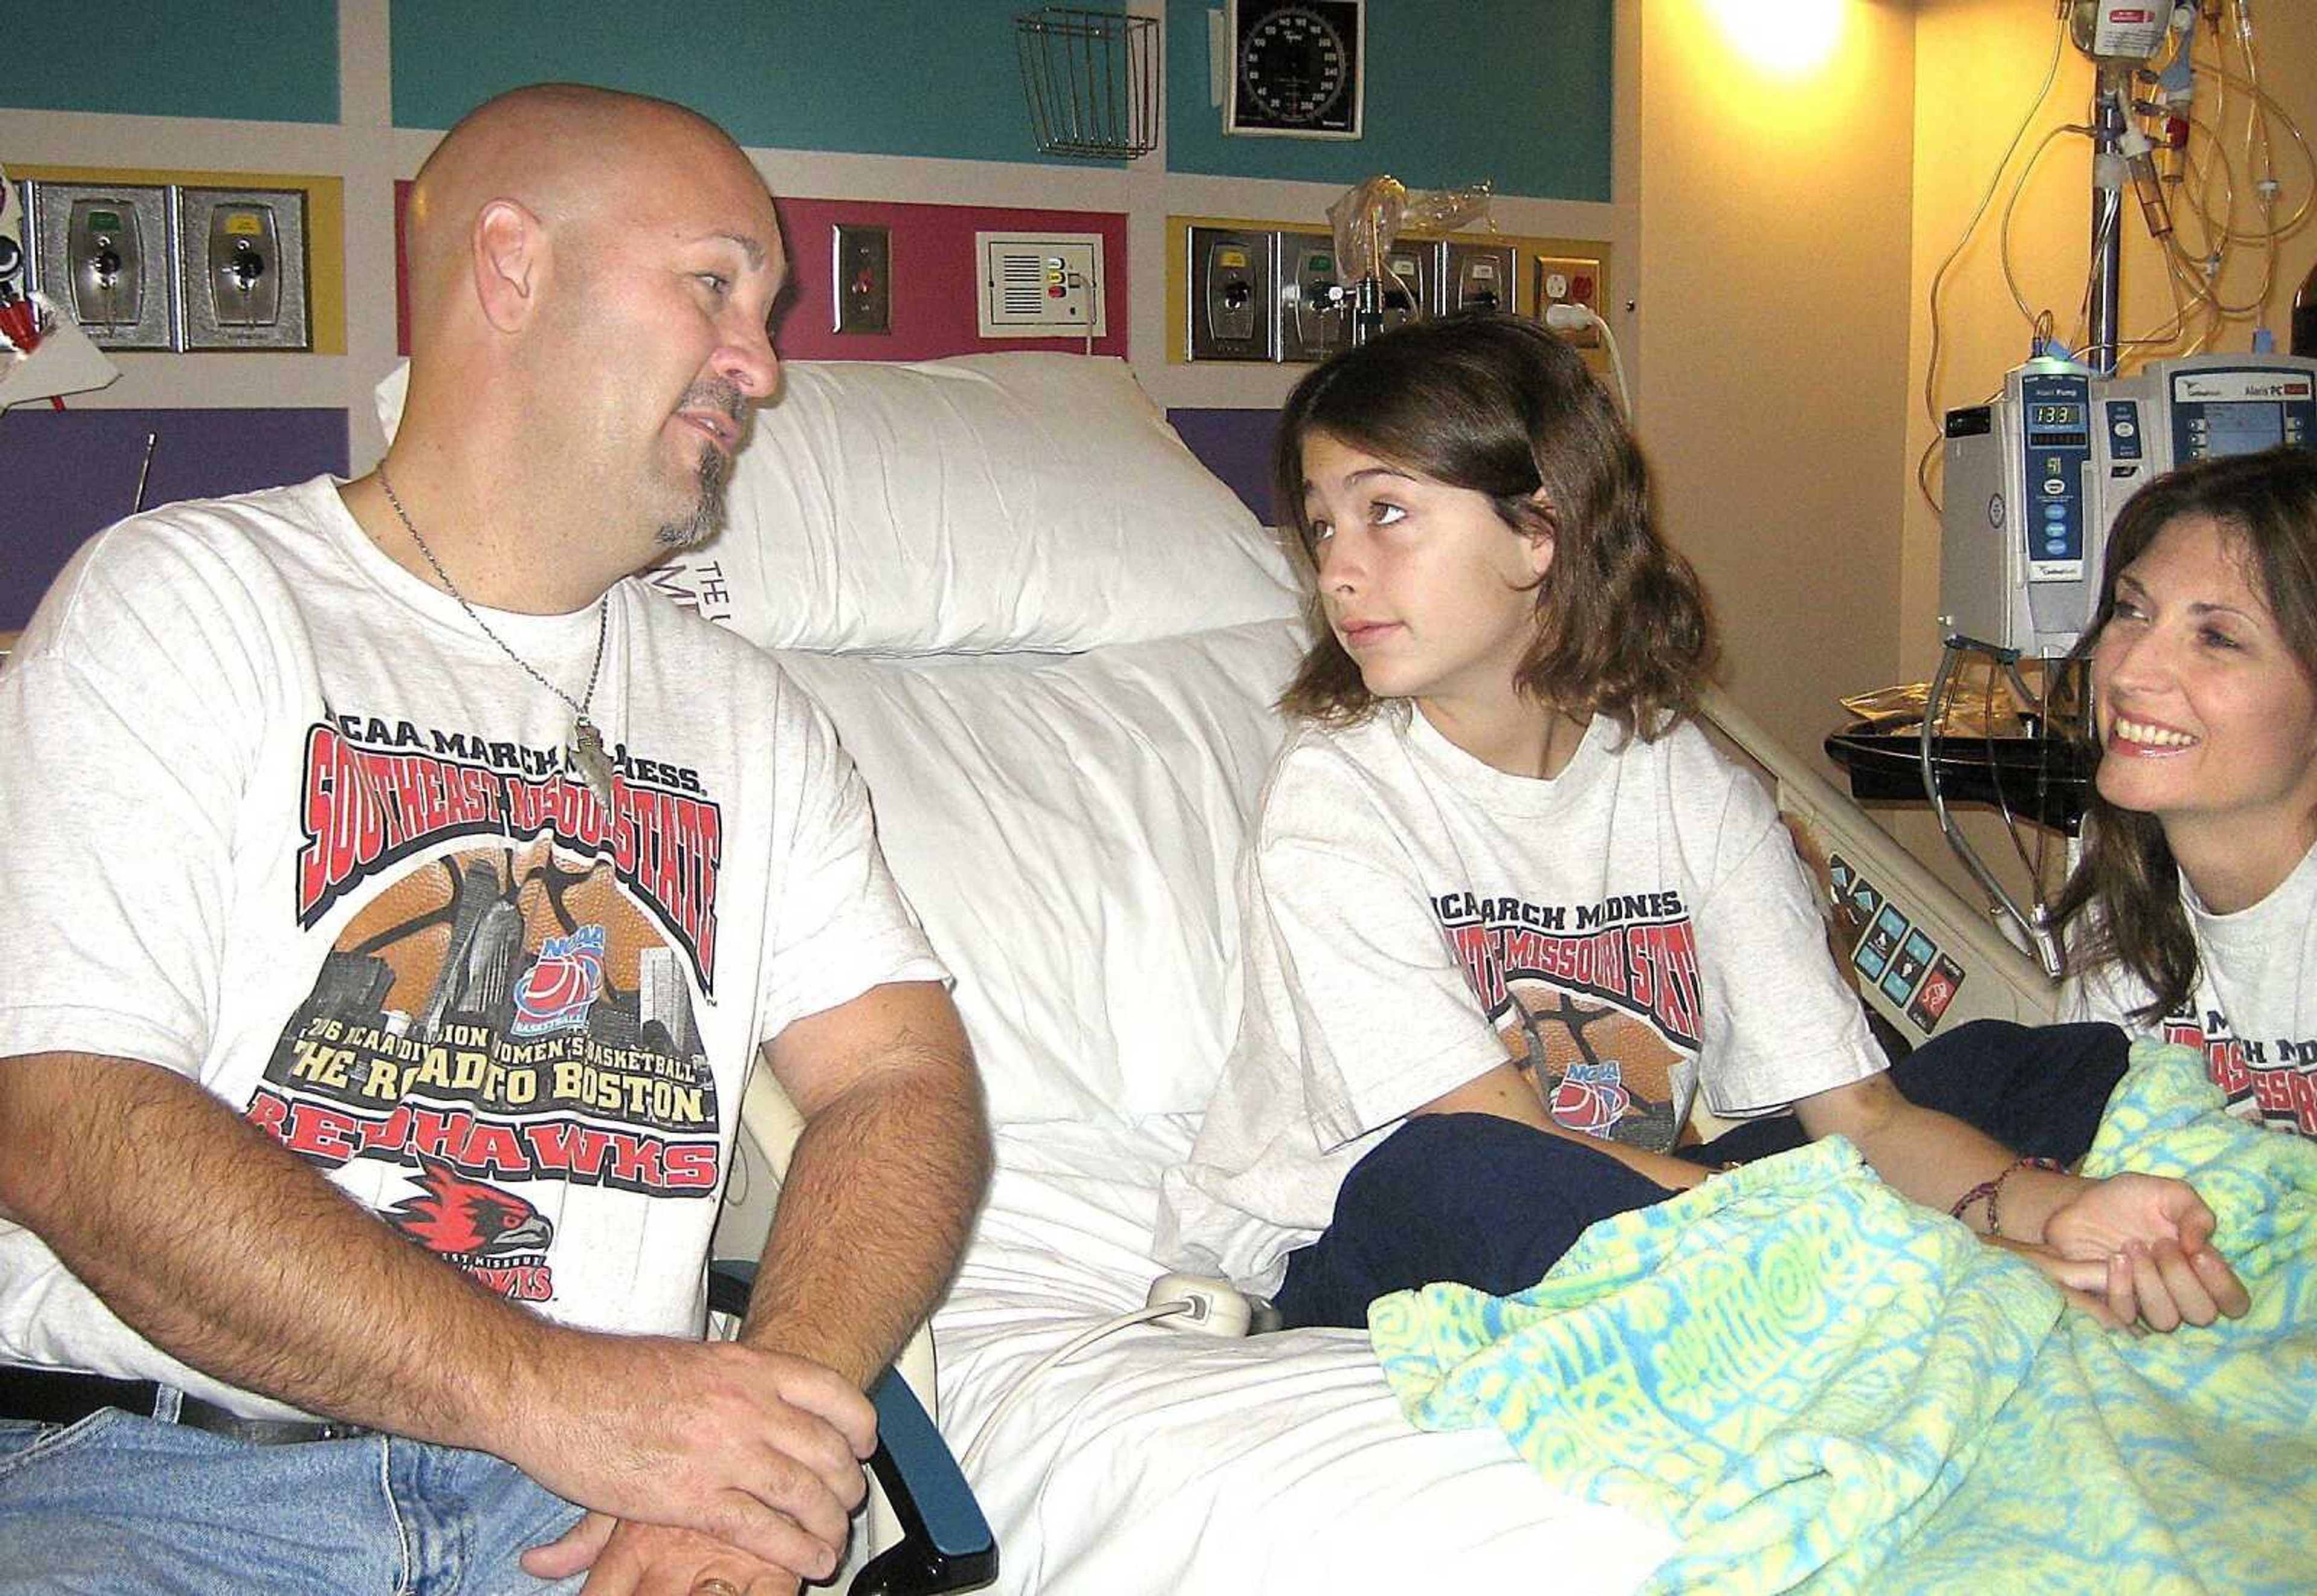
[389,1,1116,167]
[16,165,349,357]
[1168,406,1281,523]
[0,408,348,630]
[394,185,1128,364]
[773,199,1127,363]
[1165,0,1613,200]
[0,1,338,124]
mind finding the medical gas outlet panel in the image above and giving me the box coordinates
[16,174,320,352]
[1175,218,1604,368]
[1940,353,2317,657]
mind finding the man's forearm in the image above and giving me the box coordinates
[740,1051,990,1389]
[0,1051,562,1442]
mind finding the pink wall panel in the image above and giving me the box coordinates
[395,183,1128,363]
[771,197,1127,363]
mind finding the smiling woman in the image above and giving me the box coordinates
[2058,446,2317,1140]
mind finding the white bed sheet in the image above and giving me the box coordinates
[932,1118,1675,1594]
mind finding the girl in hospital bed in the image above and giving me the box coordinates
[2056,446,2317,1141]
[1157,312,2245,1335]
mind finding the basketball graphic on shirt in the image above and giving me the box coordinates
[1502,985,1683,1149]
[269,834,714,1118]
[329,836,670,1029]
[249,831,724,1303]
[511,926,606,1035]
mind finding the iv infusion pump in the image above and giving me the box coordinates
[1939,353,2317,658]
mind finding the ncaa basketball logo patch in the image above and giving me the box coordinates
[512,924,607,1036]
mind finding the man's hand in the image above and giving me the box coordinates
[500,1331,874,1582]
[523,1515,804,1596]
[2039,1173,2251,1332]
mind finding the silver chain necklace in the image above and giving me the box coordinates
[375,465,616,807]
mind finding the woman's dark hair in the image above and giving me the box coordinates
[2053,445,2317,1020]
[1271,311,1715,739]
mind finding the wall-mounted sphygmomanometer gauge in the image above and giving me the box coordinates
[1226,1,1364,139]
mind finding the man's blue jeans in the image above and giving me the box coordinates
[0,1406,588,1594]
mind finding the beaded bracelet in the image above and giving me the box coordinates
[1948,1156,2065,1237]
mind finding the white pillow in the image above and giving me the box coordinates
[778,618,1309,1124]
[377,354,1303,653]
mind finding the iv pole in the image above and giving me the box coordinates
[1918,54,2141,979]
[2087,69,2129,377]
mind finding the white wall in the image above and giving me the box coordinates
[1635,0,1921,773]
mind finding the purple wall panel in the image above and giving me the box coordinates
[1166,407,1282,526]
[5,405,1275,632]
[0,407,348,631]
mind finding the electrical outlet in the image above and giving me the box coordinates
[833,223,890,334]
[1533,255,1603,348]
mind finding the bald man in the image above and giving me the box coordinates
[0,84,990,1596]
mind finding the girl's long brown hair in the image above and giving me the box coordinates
[1271,312,1715,740]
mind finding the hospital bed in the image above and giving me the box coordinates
[391,351,2053,1592]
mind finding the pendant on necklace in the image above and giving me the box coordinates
[570,718,616,808]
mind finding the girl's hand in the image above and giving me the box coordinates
[2039,1174,2250,1331]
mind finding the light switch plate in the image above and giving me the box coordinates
[833,223,891,334]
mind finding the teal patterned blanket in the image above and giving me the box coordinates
[1369,1043,2317,1594]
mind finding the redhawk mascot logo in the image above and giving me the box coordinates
[386,1158,555,1259]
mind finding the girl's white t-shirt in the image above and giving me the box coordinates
[1159,705,1885,1292]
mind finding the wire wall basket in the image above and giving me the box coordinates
[1015,9,1160,161]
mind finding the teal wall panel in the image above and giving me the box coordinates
[390,1,1121,166]
[1165,1,1613,200]
[0,0,338,124]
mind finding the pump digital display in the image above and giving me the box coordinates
[2204,402,2286,458]
[2030,402,2083,427]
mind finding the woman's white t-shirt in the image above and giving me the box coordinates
[2064,839,2317,1139]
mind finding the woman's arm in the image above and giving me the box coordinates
[1794,1073,2248,1331]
